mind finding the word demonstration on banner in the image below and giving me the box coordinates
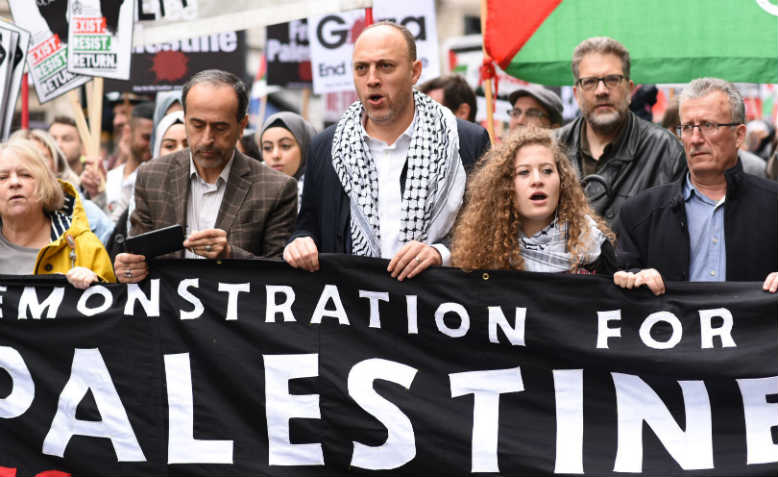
[0,256,776,476]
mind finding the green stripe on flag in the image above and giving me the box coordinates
[504,0,778,85]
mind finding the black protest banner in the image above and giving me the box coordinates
[103,31,246,94]
[0,256,776,476]
[266,20,312,88]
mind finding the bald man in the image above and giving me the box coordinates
[284,21,490,280]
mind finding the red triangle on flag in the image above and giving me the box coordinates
[485,0,562,70]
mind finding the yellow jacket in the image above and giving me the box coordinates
[33,181,116,283]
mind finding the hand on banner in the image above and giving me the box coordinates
[283,236,320,272]
[114,253,149,284]
[80,155,106,198]
[388,241,442,281]
[184,228,231,259]
[762,271,778,293]
[66,267,100,289]
[613,269,666,296]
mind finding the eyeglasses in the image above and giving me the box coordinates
[508,107,547,120]
[676,121,742,137]
[576,74,625,91]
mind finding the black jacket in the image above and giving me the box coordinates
[292,119,491,253]
[556,112,687,231]
[616,160,778,282]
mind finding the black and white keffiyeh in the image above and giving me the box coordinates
[519,215,607,272]
[49,193,75,240]
[331,90,465,257]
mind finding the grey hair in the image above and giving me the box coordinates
[182,69,248,122]
[678,78,745,123]
[571,36,631,81]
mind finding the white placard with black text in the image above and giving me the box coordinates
[309,0,439,95]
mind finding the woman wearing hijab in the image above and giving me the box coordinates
[149,90,183,154]
[259,112,317,208]
[151,110,186,158]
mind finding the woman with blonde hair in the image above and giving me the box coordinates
[9,128,114,244]
[451,127,617,274]
[0,139,115,287]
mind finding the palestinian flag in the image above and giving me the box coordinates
[484,0,778,86]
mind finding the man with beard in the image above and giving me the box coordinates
[113,69,298,283]
[49,116,85,175]
[284,22,490,280]
[103,101,153,223]
[556,37,686,230]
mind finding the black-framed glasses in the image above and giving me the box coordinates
[676,121,742,137]
[576,74,625,91]
[508,107,547,120]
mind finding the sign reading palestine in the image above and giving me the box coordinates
[0,256,776,475]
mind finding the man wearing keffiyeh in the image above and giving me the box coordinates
[285,21,490,280]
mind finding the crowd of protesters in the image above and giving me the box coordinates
[1,22,777,296]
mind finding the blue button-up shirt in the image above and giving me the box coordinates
[683,174,726,281]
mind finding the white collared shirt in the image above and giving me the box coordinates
[105,164,137,223]
[185,151,234,259]
[362,112,450,264]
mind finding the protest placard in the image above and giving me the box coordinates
[0,29,15,141]
[67,0,134,80]
[374,0,440,81]
[133,0,371,46]
[308,9,364,95]
[103,31,246,93]
[309,0,440,95]
[266,19,312,88]
[0,20,31,140]
[8,0,89,103]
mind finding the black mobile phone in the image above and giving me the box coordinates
[124,224,185,258]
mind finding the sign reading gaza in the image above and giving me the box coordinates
[309,0,440,94]
[0,257,776,475]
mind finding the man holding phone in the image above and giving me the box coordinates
[113,70,298,283]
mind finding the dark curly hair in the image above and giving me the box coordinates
[451,127,614,272]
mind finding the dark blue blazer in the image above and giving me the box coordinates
[291,119,491,253]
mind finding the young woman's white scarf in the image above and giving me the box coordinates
[331,90,465,257]
[519,215,607,272]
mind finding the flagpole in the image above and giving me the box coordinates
[480,0,496,145]
[301,87,311,120]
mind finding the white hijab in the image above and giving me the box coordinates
[151,111,185,158]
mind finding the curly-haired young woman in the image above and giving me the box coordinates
[451,127,618,274]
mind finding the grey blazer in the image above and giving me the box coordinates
[130,148,297,258]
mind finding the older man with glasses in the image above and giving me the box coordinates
[556,36,686,230]
[507,84,563,132]
[614,78,778,295]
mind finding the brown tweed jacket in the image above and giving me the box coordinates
[130,148,297,258]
